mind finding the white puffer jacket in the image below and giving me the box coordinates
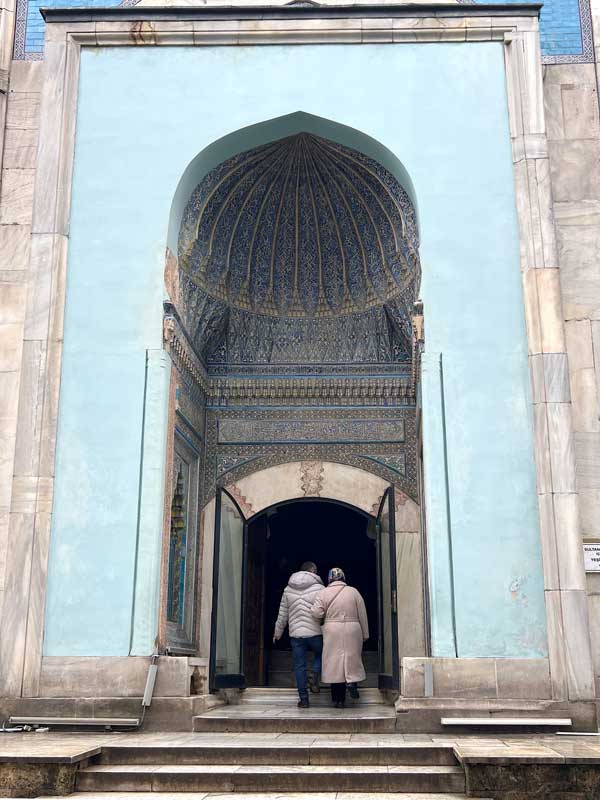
[274,571,324,639]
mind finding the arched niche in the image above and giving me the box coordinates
[167,110,420,256]
[197,461,425,672]
[164,111,422,371]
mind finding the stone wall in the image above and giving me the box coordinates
[544,56,600,694]
[0,59,41,653]
[0,7,599,706]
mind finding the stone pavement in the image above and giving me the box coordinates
[0,729,599,763]
[1,730,600,798]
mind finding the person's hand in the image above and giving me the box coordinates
[273,635,279,644]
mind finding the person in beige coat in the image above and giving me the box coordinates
[311,567,369,708]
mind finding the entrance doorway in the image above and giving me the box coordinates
[209,486,399,693]
[244,499,379,688]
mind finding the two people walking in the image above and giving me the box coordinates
[273,562,369,708]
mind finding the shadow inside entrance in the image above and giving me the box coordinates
[244,499,378,688]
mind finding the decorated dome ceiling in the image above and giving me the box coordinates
[178,132,421,369]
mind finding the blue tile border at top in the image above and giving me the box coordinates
[12,0,595,64]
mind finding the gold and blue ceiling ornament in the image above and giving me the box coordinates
[178,133,421,369]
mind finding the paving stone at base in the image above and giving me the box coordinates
[0,762,78,798]
[464,762,590,799]
[42,794,479,800]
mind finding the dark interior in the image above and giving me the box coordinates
[244,499,378,687]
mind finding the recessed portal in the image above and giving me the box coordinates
[244,499,378,688]
[171,117,417,687]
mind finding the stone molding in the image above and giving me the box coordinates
[0,5,591,707]
[503,30,595,700]
[44,17,527,50]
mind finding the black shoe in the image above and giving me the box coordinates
[334,700,345,709]
[298,698,309,708]
[309,672,321,694]
[348,685,360,700]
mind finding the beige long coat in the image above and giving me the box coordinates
[311,581,369,684]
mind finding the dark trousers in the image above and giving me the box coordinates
[290,635,323,701]
[331,682,346,704]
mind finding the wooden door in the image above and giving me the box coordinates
[243,519,267,686]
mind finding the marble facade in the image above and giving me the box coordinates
[544,56,600,698]
[0,1,598,730]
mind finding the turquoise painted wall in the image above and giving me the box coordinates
[45,41,546,657]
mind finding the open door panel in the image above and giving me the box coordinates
[376,486,400,691]
[209,487,248,691]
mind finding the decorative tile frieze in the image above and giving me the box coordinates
[216,454,261,477]
[217,417,406,445]
[208,375,414,405]
[175,380,205,439]
[358,453,406,476]
[164,295,417,507]
[165,302,415,405]
[203,406,417,504]
[163,306,209,392]
[164,310,207,438]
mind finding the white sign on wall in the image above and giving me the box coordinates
[584,543,600,572]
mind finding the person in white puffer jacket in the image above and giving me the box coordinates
[273,561,324,708]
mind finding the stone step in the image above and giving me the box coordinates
[59,793,483,800]
[99,743,458,767]
[240,688,385,705]
[269,650,379,670]
[267,670,379,689]
[76,764,466,794]
[192,706,397,733]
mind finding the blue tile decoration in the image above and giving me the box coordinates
[178,132,421,370]
[358,453,407,476]
[15,0,125,59]
[490,0,593,62]
[14,1,594,64]
[216,417,406,444]
[215,454,261,477]
[203,407,418,504]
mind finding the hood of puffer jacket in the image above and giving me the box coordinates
[288,571,323,591]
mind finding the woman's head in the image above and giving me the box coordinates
[328,567,345,584]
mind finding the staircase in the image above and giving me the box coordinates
[71,662,489,800]
[75,734,469,795]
